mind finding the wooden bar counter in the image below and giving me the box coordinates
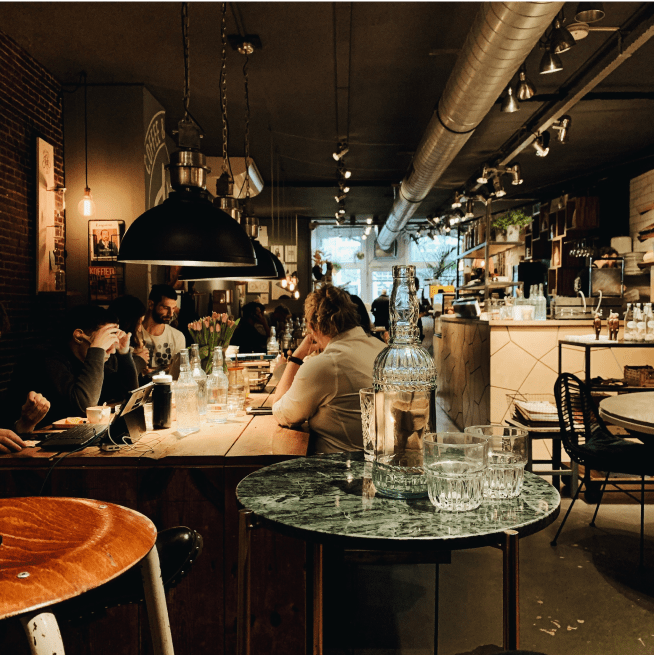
[0,391,309,655]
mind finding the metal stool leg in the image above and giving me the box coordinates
[139,545,175,655]
[20,611,66,655]
[640,475,646,569]
[590,471,610,527]
[502,530,519,651]
[237,509,254,655]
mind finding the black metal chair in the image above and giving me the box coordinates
[552,373,653,567]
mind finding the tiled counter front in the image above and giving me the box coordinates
[437,317,654,429]
[436,317,490,429]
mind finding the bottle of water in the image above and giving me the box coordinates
[372,265,436,499]
[206,347,229,423]
[624,303,635,341]
[535,283,547,320]
[174,349,200,435]
[189,344,208,415]
[267,327,279,355]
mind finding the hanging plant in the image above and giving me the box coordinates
[356,251,365,260]
[492,208,531,231]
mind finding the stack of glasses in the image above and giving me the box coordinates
[422,426,528,512]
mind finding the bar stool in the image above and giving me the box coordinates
[0,497,174,655]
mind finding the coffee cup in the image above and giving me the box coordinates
[86,405,110,424]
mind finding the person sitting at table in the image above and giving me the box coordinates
[265,303,291,339]
[231,302,270,354]
[272,285,385,454]
[109,294,150,379]
[1,391,51,452]
[347,293,373,336]
[9,305,137,429]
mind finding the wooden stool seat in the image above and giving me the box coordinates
[0,497,156,620]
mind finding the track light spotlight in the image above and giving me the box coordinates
[575,2,605,23]
[551,18,576,54]
[361,233,367,240]
[366,217,373,224]
[444,225,451,233]
[338,207,346,215]
[501,86,520,113]
[532,131,551,157]
[540,48,563,75]
[365,225,372,235]
[465,199,475,219]
[552,115,572,143]
[341,185,350,193]
[507,164,523,185]
[452,191,463,209]
[492,176,506,198]
[335,193,347,202]
[333,142,349,161]
[516,66,537,100]
[477,167,491,185]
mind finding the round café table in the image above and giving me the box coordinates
[0,497,174,655]
[599,392,654,435]
[235,452,560,655]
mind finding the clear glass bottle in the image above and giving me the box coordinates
[535,283,547,321]
[267,327,280,355]
[190,344,208,415]
[624,303,635,341]
[372,265,437,499]
[174,349,200,435]
[646,303,654,341]
[206,347,229,423]
[636,303,646,342]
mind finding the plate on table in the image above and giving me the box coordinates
[52,417,88,428]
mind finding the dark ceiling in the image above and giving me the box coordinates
[3,2,654,230]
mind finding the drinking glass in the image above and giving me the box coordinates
[423,432,489,511]
[359,387,375,462]
[207,402,228,424]
[465,425,528,499]
[227,393,242,418]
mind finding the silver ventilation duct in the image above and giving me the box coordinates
[377,1,564,251]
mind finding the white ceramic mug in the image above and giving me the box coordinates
[86,405,111,424]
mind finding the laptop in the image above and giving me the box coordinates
[38,382,153,451]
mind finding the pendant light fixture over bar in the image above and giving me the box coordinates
[77,72,96,218]
[118,3,256,267]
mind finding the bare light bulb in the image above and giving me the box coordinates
[293,290,300,299]
[281,279,288,289]
[78,187,96,217]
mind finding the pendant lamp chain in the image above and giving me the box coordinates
[181,2,191,121]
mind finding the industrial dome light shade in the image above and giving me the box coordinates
[500,86,520,113]
[516,67,537,100]
[575,2,605,23]
[179,239,284,281]
[539,49,563,75]
[119,119,257,267]
[551,19,576,54]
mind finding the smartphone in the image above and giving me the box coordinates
[245,406,273,415]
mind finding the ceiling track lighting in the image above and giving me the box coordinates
[539,46,563,75]
[477,166,491,185]
[335,193,347,202]
[574,2,605,24]
[506,164,523,185]
[532,131,551,157]
[492,176,506,198]
[500,85,520,113]
[552,115,572,143]
[452,191,463,208]
[333,142,349,161]
[516,65,537,101]
[464,198,475,219]
[551,15,576,54]
[118,3,255,267]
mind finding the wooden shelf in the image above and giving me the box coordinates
[456,281,520,292]
[457,241,524,260]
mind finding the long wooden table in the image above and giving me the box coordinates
[0,391,310,655]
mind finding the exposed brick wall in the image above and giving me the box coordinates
[0,30,66,402]
[630,169,654,253]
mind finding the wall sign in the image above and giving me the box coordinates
[36,137,59,292]
[88,220,125,304]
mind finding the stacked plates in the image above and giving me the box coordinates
[514,400,559,423]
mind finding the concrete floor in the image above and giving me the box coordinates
[324,408,654,655]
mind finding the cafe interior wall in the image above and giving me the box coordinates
[0,31,66,397]
[63,84,167,306]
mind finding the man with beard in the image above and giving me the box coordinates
[141,284,186,375]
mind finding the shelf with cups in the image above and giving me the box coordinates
[456,241,524,261]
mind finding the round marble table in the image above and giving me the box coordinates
[235,452,560,655]
[600,392,654,435]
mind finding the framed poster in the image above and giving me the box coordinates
[285,245,297,263]
[89,220,124,262]
[89,265,123,303]
[247,280,270,294]
[36,137,58,292]
[269,244,284,260]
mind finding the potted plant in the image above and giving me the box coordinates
[492,208,531,243]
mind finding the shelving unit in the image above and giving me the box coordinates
[456,201,524,300]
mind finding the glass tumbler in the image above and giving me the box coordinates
[465,425,528,499]
[359,387,375,462]
[423,432,489,511]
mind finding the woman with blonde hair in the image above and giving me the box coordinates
[272,285,384,453]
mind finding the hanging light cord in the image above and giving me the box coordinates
[243,54,251,200]
[220,2,231,175]
[83,71,89,190]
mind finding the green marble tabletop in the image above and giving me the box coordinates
[236,452,561,551]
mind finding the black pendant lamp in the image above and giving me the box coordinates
[179,200,285,281]
[117,3,256,268]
